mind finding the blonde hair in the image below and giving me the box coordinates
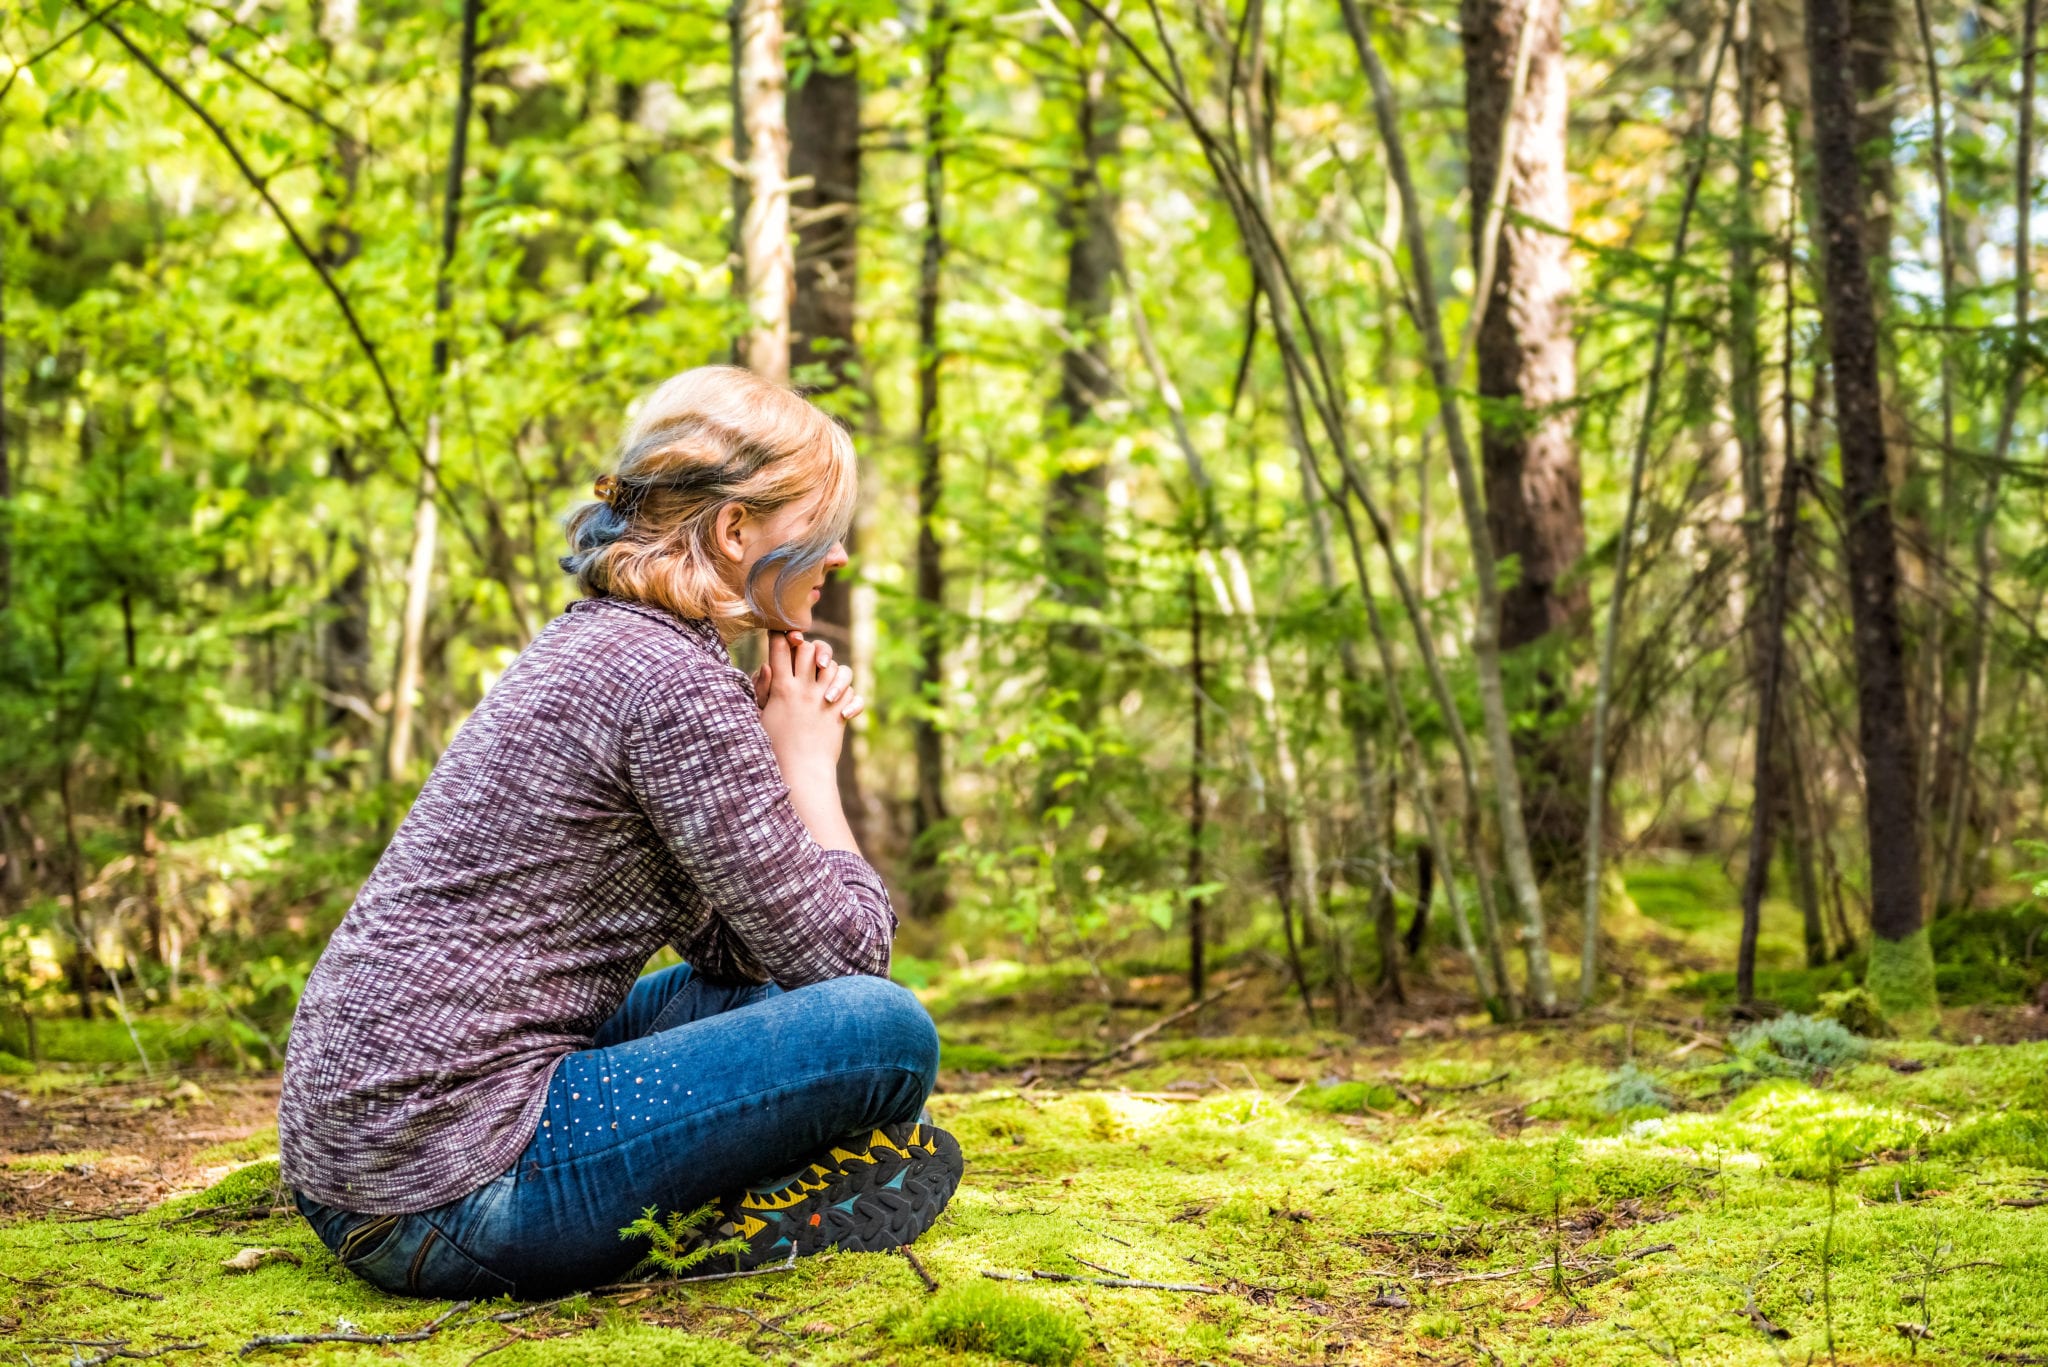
[561,366,857,634]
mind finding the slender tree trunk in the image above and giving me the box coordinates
[387,0,482,782]
[57,754,92,1021]
[1578,6,1736,1005]
[1937,0,2035,914]
[1187,561,1208,1000]
[737,0,793,382]
[1806,0,1934,1023]
[1043,19,1121,728]
[1344,6,1556,1010]
[0,130,10,619]
[1910,0,1958,884]
[1461,0,1587,881]
[789,1,866,838]
[909,0,951,920]
[1736,291,1808,1006]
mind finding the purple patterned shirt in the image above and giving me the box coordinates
[278,598,895,1214]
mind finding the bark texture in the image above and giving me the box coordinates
[788,5,866,837]
[1803,0,1932,1015]
[1461,0,1586,880]
[909,1,951,920]
[1043,25,1121,719]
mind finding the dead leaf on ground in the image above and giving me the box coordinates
[222,1246,301,1273]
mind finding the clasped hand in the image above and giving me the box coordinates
[752,631,864,779]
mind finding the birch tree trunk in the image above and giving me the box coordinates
[736,0,792,383]
[386,0,481,782]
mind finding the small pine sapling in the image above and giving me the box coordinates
[617,1203,748,1275]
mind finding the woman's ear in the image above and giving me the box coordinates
[713,503,749,564]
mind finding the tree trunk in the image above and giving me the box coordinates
[1043,20,1121,725]
[1186,561,1208,1000]
[1344,6,1557,1011]
[1461,0,1587,880]
[1804,0,1934,1025]
[788,1,866,838]
[909,0,951,920]
[737,0,792,383]
[387,0,482,782]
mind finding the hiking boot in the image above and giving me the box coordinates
[708,1121,963,1269]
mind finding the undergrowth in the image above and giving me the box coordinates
[6,1009,2048,1365]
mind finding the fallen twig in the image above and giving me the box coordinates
[1427,1242,1675,1286]
[2,1273,162,1301]
[983,1269,1220,1294]
[79,1345,205,1366]
[900,1246,940,1293]
[1400,1072,1511,1094]
[1066,979,1246,1079]
[239,1301,473,1356]
[1073,1256,1130,1278]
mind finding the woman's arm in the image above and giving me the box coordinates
[625,643,892,986]
[753,631,864,853]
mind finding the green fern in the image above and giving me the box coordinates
[617,1202,749,1276]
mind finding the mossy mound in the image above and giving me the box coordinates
[904,1282,1088,1366]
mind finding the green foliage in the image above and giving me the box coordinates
[1933,1111,2048,1168]
[187,1158,284,1211]
[1728,1013,1870,1081]
[904,1282,1088,1367]
[616,1202,745,1276]
[1597,1062,1672,1116]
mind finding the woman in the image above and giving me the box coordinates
[278,367,961,1300]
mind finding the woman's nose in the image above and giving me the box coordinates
[823,541,850,572]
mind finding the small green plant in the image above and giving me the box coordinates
[617,1203,746,1275]
[1599,1061,1674,1116]
[905,1282,1088,1366]
[1729,1013,1868,1081]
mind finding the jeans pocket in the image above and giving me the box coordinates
[337,1213,515,1301]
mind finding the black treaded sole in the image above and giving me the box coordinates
[716,1122,963,1268]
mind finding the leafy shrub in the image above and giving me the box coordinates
[905,1282,1088,1366]
[1729,1013,1868,1080]
[1598,1063,1673,1117]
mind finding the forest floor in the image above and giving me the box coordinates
[5,868,2048,1366]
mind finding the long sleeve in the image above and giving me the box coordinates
[623,652,895,987]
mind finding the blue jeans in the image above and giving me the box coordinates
[294,966,940,1300]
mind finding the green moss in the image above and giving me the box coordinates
[1866,928,1941,1035]
[939,1041,1015,1071]
[1298,1080,1400,1113]
[1934,1111,2048,1167]
[905,1282,1088,1366]
[183,1158,285,1210]
[492,1322,764,1367]
[1729,1013,1869,1080]
[0,1048,35,1075]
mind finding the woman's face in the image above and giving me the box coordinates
[716,492,849,630]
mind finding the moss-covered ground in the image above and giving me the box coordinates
[6,864,2048,1366]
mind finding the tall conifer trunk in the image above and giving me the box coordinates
[909,0,951,919]
[789,2,866,839]
[1804,0,1935,1025]
[1043,20,1120,727]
